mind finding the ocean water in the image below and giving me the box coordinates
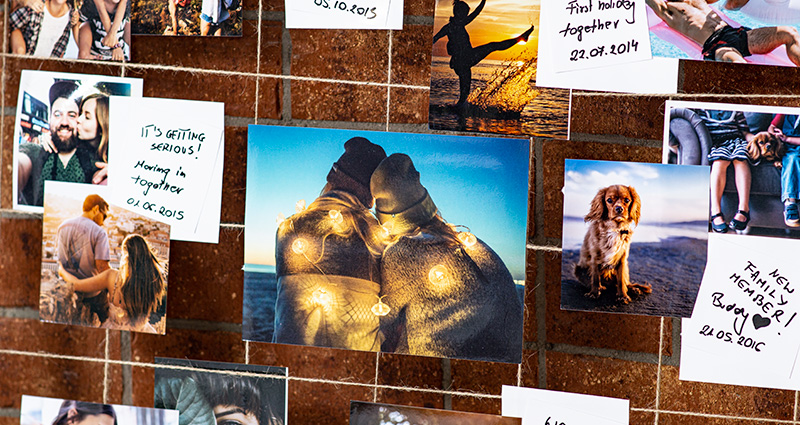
[562,216,708,250]
[429,57,570,138]
[242,270,277,343]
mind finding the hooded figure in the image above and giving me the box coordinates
[372,153,523,363]
[272,137,388,351]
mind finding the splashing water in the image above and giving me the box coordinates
[467,54,539,116]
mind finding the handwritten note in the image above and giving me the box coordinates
[502,386,629,425]
[285,0,403,29]
[680,234,800,391]
[542,0,651,73]
[107,97,224,243]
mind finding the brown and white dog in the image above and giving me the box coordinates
[747,131,784,168]
[574,185,651,304]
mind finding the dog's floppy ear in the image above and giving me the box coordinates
[628,185,641,226]
[746,138,761,163]
[585,187,606,222]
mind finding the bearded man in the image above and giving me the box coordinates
[17,80,99,206]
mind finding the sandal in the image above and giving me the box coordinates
[729,210,750,231]
[710,212,728,233]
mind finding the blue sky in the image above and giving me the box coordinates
[563,160,710,223]
[244,126,529,280]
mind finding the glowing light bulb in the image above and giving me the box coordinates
[295,199,307,212]
[291,238,308,254]
[371,300,391,316]
[457,232,476,247]
[276,213,285,225]
[312,288,331,308]
[428,265,449,286]
[329,209,343,224]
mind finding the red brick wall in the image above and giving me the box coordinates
[2,0,800,423]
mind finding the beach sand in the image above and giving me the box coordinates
[561,236,708,318]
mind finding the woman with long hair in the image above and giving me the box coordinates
[59,234,166,333]
[76,93,110,184]
[51,400,116,425]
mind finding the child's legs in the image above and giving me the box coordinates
[168,0,177,28]
[455,67,471,106]
[732,159,751,213]
[200,19,210,35]
[710,159,731,217]
[782,147,800,202]
[470,38,519,66]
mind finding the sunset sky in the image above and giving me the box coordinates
[432,0,540,62]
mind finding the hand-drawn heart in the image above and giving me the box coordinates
[753,314,771,330]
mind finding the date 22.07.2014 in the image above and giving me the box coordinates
[313,0,377,19]
[570,39,638,62]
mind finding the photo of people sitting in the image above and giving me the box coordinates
[40,182,170,333]
[646,0,800,67]
[9,0,131,60]
[665,101,800,238]
[21,396,177,425]
[244,127,528,363]
[130,0,241,36]
[14,72,138,210]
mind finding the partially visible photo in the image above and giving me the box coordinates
[131,0,241,36]
[428,0,569,138]
[154,358,287,425]
[350,401,521,425]
[9,0,132,60]
[664,100,800,239]
[40,181,170,333]
[646,0,800,67]
[13,70,143,212]
[21,396,178,425]
[561,160,709,318]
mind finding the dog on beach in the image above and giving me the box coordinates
[574,185,652,304]
[747,131,785,168]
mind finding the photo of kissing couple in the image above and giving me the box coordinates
[664,101,800,239]
[40,181,170,334]
[13,70,142,212]
[244,126,529,363]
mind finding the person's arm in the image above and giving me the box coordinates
[59,264,115,293]
[15,0,44,13]
[432,23,449,43]
[465,0,485,24]
[71,9,81,44]
[645,0,670,21]
[10,29,27,54]
[95,260,110,274]
[92,0,112,40]
[102,0,127,48]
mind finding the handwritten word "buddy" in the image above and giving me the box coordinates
[559,19,620,42]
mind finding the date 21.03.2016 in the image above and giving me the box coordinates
[570,39,638,62]
[313,0,377,19]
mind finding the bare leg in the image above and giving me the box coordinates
[200,20,210,36]
[732,159,751,221]
[710,159,731,226]
[715,46,747,63]
[724,0,749,9]
[748,26,800,66]
[167,0,177,34]
[455,68,471,108]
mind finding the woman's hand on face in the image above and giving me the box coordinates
[25,0,44,13]
[93,162,108,185]
[40,132,57,153]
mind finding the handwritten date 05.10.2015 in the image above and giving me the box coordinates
[313,0,377,19]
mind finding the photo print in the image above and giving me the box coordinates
[131,0,242,36]
[561,159,709,317]
[428,0,570,139]
[13,70,143,212]
[40,181,170,333]
[502,385,630,425]
[154,358,287,425]
[350,401,522,425]
[244,125,529,363]
[9,0,132,60]
[21,396,178,425]
[664,100,800,239]
[646,0,800,67]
